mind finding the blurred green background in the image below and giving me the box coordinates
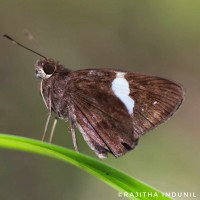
[0,0,199,199]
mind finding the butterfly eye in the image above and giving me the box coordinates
[43,63,55,75]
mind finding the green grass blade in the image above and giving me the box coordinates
[0,133,171,200]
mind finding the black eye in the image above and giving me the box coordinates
[43,63,55,75]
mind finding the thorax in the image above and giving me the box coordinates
[40,74,70,119]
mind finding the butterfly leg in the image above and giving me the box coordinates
[67,100,79,152]
[49,117,58,143]
[42,95,52,141]
[42,109,51,141]
[69,118,79,152]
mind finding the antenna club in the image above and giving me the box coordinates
[3,34,17,45]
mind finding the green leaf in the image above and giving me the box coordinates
[0,133,171,200]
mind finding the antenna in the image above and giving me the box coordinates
[3,34,47,59]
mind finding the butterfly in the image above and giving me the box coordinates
[4,34,185,158]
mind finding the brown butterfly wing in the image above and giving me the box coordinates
[126,73,185,137]
[66,69,184,157]
[71,88,137,157]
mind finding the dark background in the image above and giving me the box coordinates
[0,1,199,200]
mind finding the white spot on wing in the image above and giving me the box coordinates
[111,72,135,114]
[153,101,158,105]
[88,70,96,76]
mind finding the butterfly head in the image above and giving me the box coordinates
[35,58,57,79]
